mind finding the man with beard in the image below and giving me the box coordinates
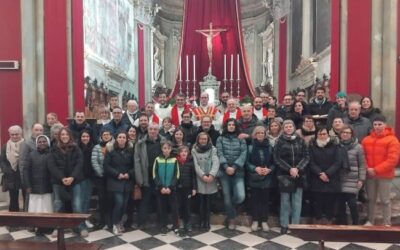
[253,97,268,121]
[217,92,230,114]
[344,102,372,142]
[276,94,294,120]
[134,102,161,126]
[195,115,220,146]
[137,113,149,139]
[220,98,242,125]
[238,105,263,144]
[171,93,191,127]
[103,106,128,137]
[308,87,332,126]
[154,92,172,121]
[68,111,92,142]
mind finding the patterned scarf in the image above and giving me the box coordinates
[6,138,24,171]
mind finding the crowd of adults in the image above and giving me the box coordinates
[1,87,399,238]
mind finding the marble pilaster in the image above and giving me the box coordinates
[381,0,397,125]
[20,0,45,135]
[370,0,383,106]
[339,0,348,91]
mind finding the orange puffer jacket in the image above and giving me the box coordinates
[362,127,400,179]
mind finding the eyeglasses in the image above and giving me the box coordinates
[318,133,328,136]
[341,131,352,134]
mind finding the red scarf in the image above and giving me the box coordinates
[253,107,268,120]
[223,108,242,124]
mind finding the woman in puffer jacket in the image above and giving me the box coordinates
[216,118,247,230]
[336,124,366,225]
[274,120,309,234]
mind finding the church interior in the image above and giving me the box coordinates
[1,0,400,249]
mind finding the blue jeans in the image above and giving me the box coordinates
[53,183,86,230]
[280,188,303,228]
[111,191,129,225]
[219,175,245,219]
[80,179,93,213]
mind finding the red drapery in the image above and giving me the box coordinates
[137,23,145,107]
[171,0,256,99]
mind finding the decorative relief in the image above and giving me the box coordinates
[293,56,318,89]
[243,27,256,45]
[132,0,161,25]
[171,29,181,47]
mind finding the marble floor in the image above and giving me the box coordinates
[1,224,400,250]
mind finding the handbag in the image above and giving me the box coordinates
[277,175,296,193]
[132,185,142,200]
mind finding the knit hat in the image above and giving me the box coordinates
[336,91,347,98]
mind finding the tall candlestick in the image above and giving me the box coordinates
[237,54,240,80]
[186,55,189,81]
[224,54,227,80]
[230,54,233,80]
[193,55,196,81]
[179,56,182,81]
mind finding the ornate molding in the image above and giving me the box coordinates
[258,23,274,43]
[171,29,181,47]
[132,0,161,25]
[293,56,318,88]
[243,27,256,45]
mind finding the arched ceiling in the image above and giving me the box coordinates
[153,0,269,22]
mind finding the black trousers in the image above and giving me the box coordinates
[8,189,20,212]
[138,186,157,226]
[313,192,337,220]
[198,194,211,225]
[251,188,270,223]
[336,192,359,225]
[94,177,111,227]
[156,190,179,228]
[177,187,192,225]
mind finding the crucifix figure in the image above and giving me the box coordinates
[196,22,227,75]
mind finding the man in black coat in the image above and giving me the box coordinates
[69,111,92,142]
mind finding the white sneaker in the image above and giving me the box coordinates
[261,222,270,232]
[113,225,122,236]
[364,221,373,226]
[251,221,259,232]
[85,220,94,229]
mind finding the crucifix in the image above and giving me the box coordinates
[196,22,227,75]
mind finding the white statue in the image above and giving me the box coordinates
[153,46,163,82]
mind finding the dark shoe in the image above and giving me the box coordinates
[184,223,192,232]
[280,227,288,234]
[160,227,168,235]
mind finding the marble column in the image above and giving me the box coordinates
[20,0,45,134]
[370,0,383,106]
[381,0,397,125]
[66,0,74,118]
[302,0,312,58]
[339,0,348,91]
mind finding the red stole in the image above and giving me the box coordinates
[171,104,190,126]
[151,114,160,124]
[223,108,242,124]
[254,107,268,120]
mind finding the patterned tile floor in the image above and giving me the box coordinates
[1,224,400,250]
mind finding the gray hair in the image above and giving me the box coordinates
[50,123,64,139]
[8,125,23,135]
[148,122,160,130]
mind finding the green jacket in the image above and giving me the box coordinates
[153,156,180,189]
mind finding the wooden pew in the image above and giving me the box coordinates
[0,211,101,250]
[289,224,400,250]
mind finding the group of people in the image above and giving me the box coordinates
[1,87,399,238]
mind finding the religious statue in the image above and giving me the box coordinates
[153,46,163,81]
[196,22,227,75]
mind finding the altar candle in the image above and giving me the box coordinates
[224,54,226,80]
[230,54,233,80]
[237,54,240,80]
[186,55,189,81]
[193,55,196,81]
[179,56,182,81]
